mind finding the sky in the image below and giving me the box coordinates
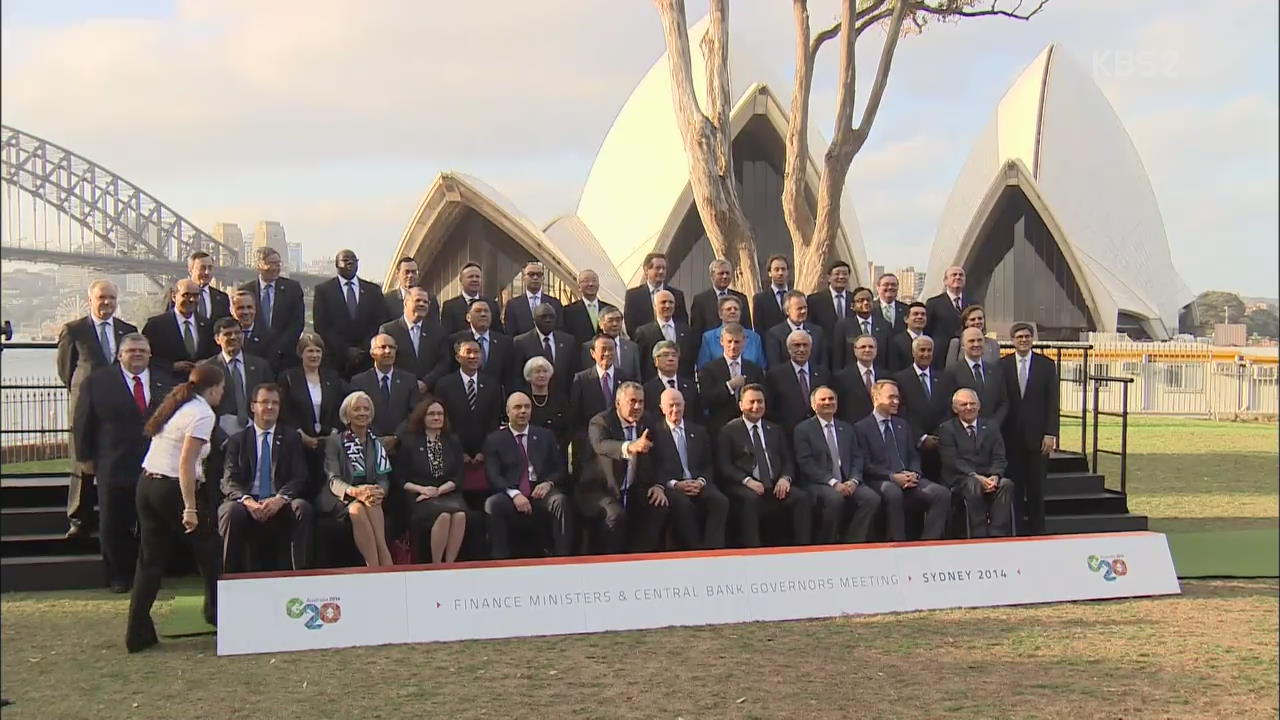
[1,0,1276,296]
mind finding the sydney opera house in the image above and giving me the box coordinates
[384,28,1190,341]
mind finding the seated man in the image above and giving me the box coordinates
[652,388,728,549]
[715,384,812,547]
[853,380,951,541]
[483,392,573,558]
[579,381,666,553]
[696,295,767,369]
[219,383,314,572]
[643,340,702,422]
[793,386,880,543]
[937,388,1015,538]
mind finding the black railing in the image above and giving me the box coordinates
[999,340,1093,455]
[0,340,70,470]
[1090,374,1134,495]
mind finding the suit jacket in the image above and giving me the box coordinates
[715,418,794,489]
[652,420,713,483]
[937,416,1007,489]
[166,285,231,324]
[240,277,306,366]
[512,328,577,398]
[805,289,856,337]
[854,413,922,483]
[999,351,1060,452]
[563,298,616,348]
[831,313,892,371]
[887,330,926,373]
[440,294,504,337]
[394,431,463,489]
[141,311,215,380]
[892,364,948,442]
[379,317,450,391]
[643,375,702,423]
[689,288,751,339]
[697,327,767,370]
[698,356,764,431]
[239,321,280,372]
[944,336,1001,370]
[383,287,441,326]
[349,367,421,438]
[793,415,863,486]
[313,276,390,371]
[278,367,348,438]
[623,284,688,336]
[875,300,911,335]
[765,321,827,370]
[579,336,641,383]
[940,358,1009,427]
[751,287,790,336]
[200,351,272,421]
[57,315,138,406]
[764,362,830,433]
[586,410,657,494]
[73,365,170,484]
[483,425,566,493]
[448,328,517,391]
[220,424,310,501]
[503,293,565,337]
[924,292,967,370]
[831,364,884,426]
[568,365,621,432]
[433,371,503,455]
[633,319,697,380]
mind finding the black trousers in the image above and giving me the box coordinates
[810,482,882,543]
[1006,443,1046,535]
[98,477,140,586]
[126,475,220,652]
[218,498,314,574]
[723,483,813,547]
[66,470,96,530]
[484,489,573,559]
[865,477,950,541]
[958,476,1014,538]
[666,483,729,550]
[573,485,668,554]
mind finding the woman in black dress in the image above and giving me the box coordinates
[397,396,468,563]
[278,332,348,494]
[521,356,569,470]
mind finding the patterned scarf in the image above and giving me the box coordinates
[426,434,445,478]
[342,430,390,481]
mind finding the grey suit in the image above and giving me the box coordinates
[793,416,881,543]
[937,417,1014,537]
[349,367,421,439]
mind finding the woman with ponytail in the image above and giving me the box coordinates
[126,363,225,653]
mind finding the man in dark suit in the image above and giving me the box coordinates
[582,382,665,553]
[875,273,910,336]
[503,261,564,336]
[379,287,450,393]
[633,289,697,381]
[73,333,169,590]
[805,260,855,338]
[383,256,440,325]
[219,383,314,572]
[482,392,573,558]
[652,387,728,549]
[689,258,751,339]
[924,265,968,370]
[751,254,792,336]
[201,317,272,449]
[643,340,702,422]
[57,279,138,539]
[166,251,230,323]
[938,388,1014,538]
[513,303,577,398]
[793,386,880,543]
[569,334,622,479]
[448,298,516,393]
[579,306,640,382]
[831,286,892,370]
[887,302,929,372]
[142,278,215,381]
[313,249,389,378]
[230,289,280,373]
[853,380,951,541]
[940,327,1009,427]
[715,384,812,547]
[1000,322,1060,535]
[765,329,830,436]
[698,323,764,432]
[623,252,688,335]
[766,291,827,369]
[832,334,883,426]
[440,262,504,336]
[892,334,947,482]
[349,333,421,450]
[239,246,305,369]
[563,269,616,348]
[434,338,504,494]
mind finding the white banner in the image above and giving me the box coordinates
[217,531,1180,656]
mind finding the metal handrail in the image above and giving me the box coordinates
[1089,374,1134,495]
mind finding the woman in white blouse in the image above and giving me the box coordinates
[126,363,225,653]
[321,391,394,567]
[279,332,348,491]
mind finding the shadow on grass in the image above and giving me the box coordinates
[1178,578,1279,600]
[1099,452,1280,496]
[1152,517,1279,533]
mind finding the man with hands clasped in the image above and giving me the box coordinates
[938,388,1015,538]
[483,392,573,558]
[793,386,881,544]
[651,388,729,549]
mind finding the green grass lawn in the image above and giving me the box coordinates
[0,457,69,474]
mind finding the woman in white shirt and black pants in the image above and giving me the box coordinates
[126,363,226,653]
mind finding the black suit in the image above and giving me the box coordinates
[513,328,577,398]
[793,416,880,543]
[579,336,641,384]
[633,319,697,381]
[503,293,565,337]
[924,292,967,370]
[765,321,827,370]
[875,300,911,335]
[278,367,348,497]
[349,367,421,439]
[887,330,926,373]
[379,317,450,391]
[240,277,306,368]
[1000,351,1059,535]
[434,371,503,458]
[893,363,948,484]
[853,413,950,541]
[482,426,572,558]
[938,417,1014,537]
[200,352,272,446]
[831,313,892,371]
[651,420,728,549]
[690,288,751,339]
[73,365,169,586]
[141,311,215,380]
[698,356,764,432]
[218,425,314,572]
[623,284,688,336]
[563,299,616,348]
[750,287,790,336]
[394,431,468,562]
[806,289,856,338]
[239,322,280,373]
[440,294,504,337]
[940,358,1009,428]
[314,276,390,377]
[765,362,829,435]
[643,375,702,424]
[166,285,231,324]
[832,364,883,426]
[383,287,440,326]
[580,411,665,553]
[448,329,517,393]
[715,418,812,547]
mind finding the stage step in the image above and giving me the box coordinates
[1045,489,1130,515]
[1,474,73,508]
[0,554,104,592]
[1044,513,1149,535]
[0,532,99,558]
[1047,451,1089,474]
[1044,471,1106,496]
[1,505,73,536]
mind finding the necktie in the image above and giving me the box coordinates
[1019,356,1029,397]
[344,281,358,318]
[967,424,977,444]
[257,430,272,499]
[586,302,599,330]
[182,319,197,357]
[543,335,554,361]
[954,296,963,313]
[776,289,785,309]
[529,295,539,313]
[882,304,893,324]
[972,362,985,393]
[882,419,905,472]
[825,422,841,482]
[663,322,675,343]
[98,322,113,360]
[229,358,247,427]
[863,368,873,394]
[260,284,273,327]
[622,425,636,502]
[409,324,420,356]
[861,319,871,335]
[380,374,391,404]
[919,371,931,399]
[466,377,477,410]
[751,424,772,480]
[478,335,489,366]
[516,433,531,496]
[667,378,676,389]
[600,372,611,403]
[131,375,147,413]
[797,368,810,398]
[196,289,209,321]
[835,294,845,318]
[729,360,741,379]
[673,425,691,478]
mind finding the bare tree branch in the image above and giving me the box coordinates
[920,0,1048,20]
[808,20,843,59]
[850,0,911,151]
[854,7,896,38]
[700,0,734,178]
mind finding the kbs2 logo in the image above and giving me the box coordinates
[285,596,342,630]
[1086,555,1130,582]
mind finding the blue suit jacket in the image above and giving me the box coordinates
[697,327,767,370]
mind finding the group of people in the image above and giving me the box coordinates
[56,246,1058,653]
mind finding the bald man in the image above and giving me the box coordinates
[939,327,1008,427]
[632,289,697,381]
[141,278,216,381]
[650,388,728,549]
[483,392,572,558]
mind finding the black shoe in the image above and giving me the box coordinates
[109,581,130,594]
[65,523,87,540]
[125,632,158,654]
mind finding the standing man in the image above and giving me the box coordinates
[581,382,664,553]
[652,388,728,549]
[632,289,696,381]
[940,327,1009,427]
[696,295,766,370]
[887,302,929,372]
[875,273,909,335]
[513,303,577,398]
[766,291,827,369]
[440,262,504,336]
[892,335,947,483]
[199,317,272,521]
[569,334,620,479]
[379,287,450,393]
[925,265,968,370]
[230,289,279,372]
[938,388,1015,538]
[504,261,563,336]
[831,286,892,371]
[765,330,830,436]
[643,340,702,422]
[793,386,880,544]
[690,258,751,339]
[563,269,616,348]
[240,246,305,370]
[58,280,138,539]
[806,260,855,337]
[698,323,764,432]
[832,335,883,426]
[313,249,389,378]
[434,339,504,501]
[383,256,440,324]
[579,306,639,383]
[73,334,169,590]
[751,254,791,335]
[349,334,421,448]
[623,252,687,335]
[449,298,516,392]
[142,278,215,381]
[1000,321,1058,535]
[167,251,230,323]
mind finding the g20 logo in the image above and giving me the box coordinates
[1086,555,1130,582]
[285,597,342,630]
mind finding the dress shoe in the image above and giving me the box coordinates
[109,581,130,594]
[64,523,88,540]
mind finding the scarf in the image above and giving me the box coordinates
[342,430,390,482]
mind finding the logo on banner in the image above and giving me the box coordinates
[285,596,342,630]
[1086,554,1129,582]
